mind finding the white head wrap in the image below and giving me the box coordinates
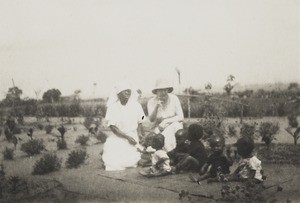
[106,80,138,107]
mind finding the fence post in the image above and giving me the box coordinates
[188,97,191,118]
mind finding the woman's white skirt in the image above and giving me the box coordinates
[102,135,141,171]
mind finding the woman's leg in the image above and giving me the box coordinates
[161,122,183,152]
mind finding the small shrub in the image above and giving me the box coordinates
[227,125,237,137]
[3,147,14,160]
[66,149,88,168]
[259,122,280,148]
[45,124,53,134]
[57,125,66,140]
[20,139,45,156]
[75,135,89,146]
[94,131,107,143]
[240,123,256,139]
[32,153,61,175]
[288,115,299,128]
[37,123,44,130]
[83,117,94,130]
[56,139,67,150]
[6,175,28,194]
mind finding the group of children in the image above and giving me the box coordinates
[139,123,264,184]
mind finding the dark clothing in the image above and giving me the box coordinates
[207,153,232,177]
[167,142,189,165]
[189,141,207,169]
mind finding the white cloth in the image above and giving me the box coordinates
[151,149,172,172]
[238,156,263,181]
[147,94,184,152]
[102,88,145,171]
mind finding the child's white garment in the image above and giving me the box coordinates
[238,156,263,181]
[151,149,172,172]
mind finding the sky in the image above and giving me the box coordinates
[0,0,299,100]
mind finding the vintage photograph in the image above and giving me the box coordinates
[0,0,299,202]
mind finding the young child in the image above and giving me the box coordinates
[138,132,156,167]
[139,134,172,177]
[228,136,263,183]
[167,129,189,166]
[189,134,233,183]
[173,124,207,173]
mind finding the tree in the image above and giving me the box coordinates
[3,86,23,106]
[42,89,62,103]
[287,82,299,91]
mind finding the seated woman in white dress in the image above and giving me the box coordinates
[102,81,145,171]
[147,78,184,152]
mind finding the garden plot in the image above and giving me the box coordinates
[0,117,300,202]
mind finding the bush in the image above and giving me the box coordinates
[37,123,44,130]
[288,115,299,128]
[56,139,67,150]
[20,139,45,156]
[75,135,89,146]
[5,175,28,194]
[66,149,88,168]
[83,117,94,130]
[240,123,256,139]
[259,122,280,148]
[44,124,53,134]
[32,153,61,175]
[227,125,237,137]
[3,147,14,160]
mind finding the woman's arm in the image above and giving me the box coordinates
[147,99,161,122]
[110,125,137,145]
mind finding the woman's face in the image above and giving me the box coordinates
[118,89,131,105]
[156,89,169,103]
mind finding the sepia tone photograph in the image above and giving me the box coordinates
[0,0,299,202]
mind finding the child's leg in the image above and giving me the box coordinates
[176,156,199,172]
[189,172,210,184]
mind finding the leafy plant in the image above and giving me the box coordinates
[32,153,62,175]
[56,139,67,150]
[57,125,66,140]
[227,125,237,137]
[75,135,90,146]
[240,123,256,139]
[259,122,280,148]
[66,149,88,168]
[20,139,45,156]
[37,123,44,130]
[288,115,299,128]
[83,117,94,130]
[45,124,53,134]
[2,147,14,160]
[6,175,28,194]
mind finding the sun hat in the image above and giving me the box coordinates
[152,78,173,94]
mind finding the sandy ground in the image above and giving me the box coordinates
[0,117,300,202]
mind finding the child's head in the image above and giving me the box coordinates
[151,134,165,150]
[235,136,254,158]
[175,129,187,144]
[187,124,203,142]
[143,132,156,147]
[209,135,225,154]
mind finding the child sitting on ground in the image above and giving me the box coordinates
[138,132,156,167]
[227,136,264,183]
[139,134,172,177]
[189,134,233,183]
[173,124,207,173]
[167,129,189,166]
